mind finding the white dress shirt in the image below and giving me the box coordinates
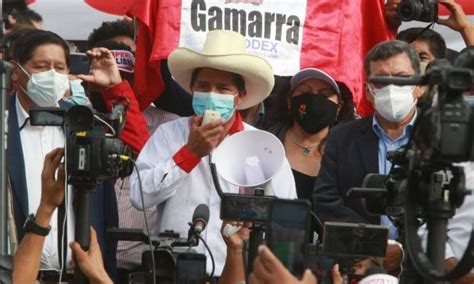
[17,97,74,271]
[129,116,297,276]
[418,162,474,262]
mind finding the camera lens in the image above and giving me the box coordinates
[397,1,417,21]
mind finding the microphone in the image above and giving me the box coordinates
[188,204,210,246]
[360,266,398,284]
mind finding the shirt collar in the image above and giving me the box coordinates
[372,110,418,141]
[15,95,30,130]
[228,111,244,135]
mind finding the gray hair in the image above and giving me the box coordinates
[364,40,420,77]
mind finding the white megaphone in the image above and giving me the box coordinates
[213,130,285,195]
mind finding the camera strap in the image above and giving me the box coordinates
[57,200,67,275]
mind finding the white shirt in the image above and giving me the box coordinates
[418,162,474,262]
[17,97,74,271]
[129,117,297,276]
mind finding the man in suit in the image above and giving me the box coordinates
[7,29,118,281]
[313,40,424,275]
[313,40,423,226]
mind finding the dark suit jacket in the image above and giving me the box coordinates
[7,96,118,279]
[313,116,380,224]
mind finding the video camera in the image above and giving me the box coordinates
[107,205,209,284]
[29,100,133,184]
[397,0,438,23]
[348,59,474,282]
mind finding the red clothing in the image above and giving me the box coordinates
[101,80,150,156]
[173,112,244,173]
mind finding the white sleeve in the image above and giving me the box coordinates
[129,126,189,210]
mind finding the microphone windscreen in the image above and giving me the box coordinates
[193,204,210,226]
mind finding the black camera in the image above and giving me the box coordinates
[397,0,438,23]
[347,59,474,282]
[29,101,133,185]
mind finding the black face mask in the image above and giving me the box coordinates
[290,93,338,134]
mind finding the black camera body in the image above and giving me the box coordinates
[136,231,207,284]
[397,0,438,23]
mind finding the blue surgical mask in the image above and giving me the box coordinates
[192,91,236,121]
[64,80,90,106]
[464,95,474,106]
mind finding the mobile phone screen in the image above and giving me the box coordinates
[322,222,388,258]
[175,253,206,284]
[266,199,311,278]
[220,193,274,222]
[69,53,90,75]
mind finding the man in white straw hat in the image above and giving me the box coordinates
[129,30,297,278]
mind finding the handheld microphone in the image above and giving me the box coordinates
[188,204,210,246]
[360,266,398,284]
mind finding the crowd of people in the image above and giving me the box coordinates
[3,0,474,283]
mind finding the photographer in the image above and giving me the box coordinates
[385,0,474,46]
[13,148,113,284]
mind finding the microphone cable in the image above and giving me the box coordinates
[198,235,215,279]
[128,158,157,284]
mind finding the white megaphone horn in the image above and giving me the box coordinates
[213,130,285,195]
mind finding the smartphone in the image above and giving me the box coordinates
[220,193,275,222]
[306,245,335,284]
[266,199,311,278]
[69,53,90,75]
[175,253,207,284]
[322,222,388,258]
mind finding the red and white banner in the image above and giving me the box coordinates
[84,0,394,115]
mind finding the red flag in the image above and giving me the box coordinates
[300,0,394,117]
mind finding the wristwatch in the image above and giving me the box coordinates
[23,214,51,236]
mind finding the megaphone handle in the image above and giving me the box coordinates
[209,155,224,198]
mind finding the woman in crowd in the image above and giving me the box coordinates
[269,68,356,237]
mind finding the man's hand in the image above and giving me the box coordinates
[249,245,317,284]
[77,47,122,90]
[384,0,402,33]
[187,116,225,157]
[39,148,65,214]
[221,221,251,252]
[70,227,112,284]
[445,257,474,284]
[383,243,402,277]
[437,0,472,32]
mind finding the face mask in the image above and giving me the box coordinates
[192,91,236,121]
[290,93,338,134]
[371,84,416,122]
[464,95,474,106]
[64,80,90,106]
[19,65,70,107]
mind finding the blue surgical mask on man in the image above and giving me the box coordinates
[464,94,474,106]
[192,91,236,121]
[64,79,90,106]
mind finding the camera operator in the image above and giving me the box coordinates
[313,40,425,275]
[7,29,118,281]
[13,148,113,284]
[385,0,474,46]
